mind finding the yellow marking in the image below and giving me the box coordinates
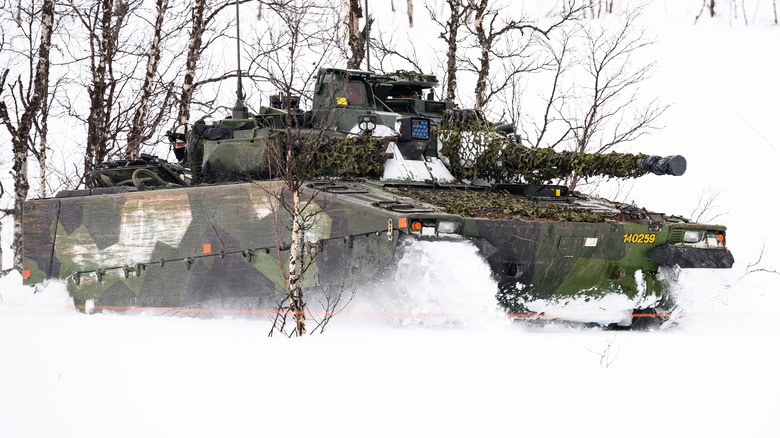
[623,233,656,244]
[337,97,347,105]
[555,189,560,197]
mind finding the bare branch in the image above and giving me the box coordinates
[739,244,780,280]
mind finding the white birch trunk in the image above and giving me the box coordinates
[127,0,167,158]
[287,189,306,336]
[179,0,206,125]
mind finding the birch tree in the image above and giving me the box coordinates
[1,164,10,276]
[465,0,579,112]
[66,0,137,187]
[425,0,470,101]
[178,0,206,125]
[177,0,254,125]
[125,0,174,159]
[252,0,348,337]
[344,0,373,69]
[0,0,55,271]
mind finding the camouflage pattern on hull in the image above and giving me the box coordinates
[20,67,735,317]
[23,180,734,312]
[472,220,666,312]
[23,181,402,309]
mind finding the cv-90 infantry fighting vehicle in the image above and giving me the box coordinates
[21,67,734,324]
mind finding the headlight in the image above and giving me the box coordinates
[358,114,377,132]
[437,221,460,234]
[683,231,704,243]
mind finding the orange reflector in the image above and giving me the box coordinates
[717,234,724,243]
[23,270,30,279]
[203,244,211,254]
[411,221,422,232]
[398,217,408,228]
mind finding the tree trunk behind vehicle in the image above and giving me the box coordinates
[178,0,205,125]
[82,0,131,187]
[0,0,55,270]
[345,0,370,69]
[443,0,464,102]
[126,0,169,159]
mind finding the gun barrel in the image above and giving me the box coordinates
[637,155,687,176]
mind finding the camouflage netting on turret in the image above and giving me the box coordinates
[313,135,388,178]
[389,186,611,222]
[436,111,649,184]
[386,70,438,83]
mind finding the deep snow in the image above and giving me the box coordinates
[2,1,780,436]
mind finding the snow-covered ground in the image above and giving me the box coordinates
[2,1,780,436]
[2,261,779,437]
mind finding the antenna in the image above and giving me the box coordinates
[365,0,370,72]
[232,0,249,119]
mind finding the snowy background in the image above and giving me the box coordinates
[2,1,780,436]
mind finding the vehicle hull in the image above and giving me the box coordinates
[22,180,733,312]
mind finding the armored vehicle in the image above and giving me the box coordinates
[21,68,734,323]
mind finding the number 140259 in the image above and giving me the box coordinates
[623,233,656,243]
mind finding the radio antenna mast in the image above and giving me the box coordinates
[365,0,370,71]
[232,0,249,119]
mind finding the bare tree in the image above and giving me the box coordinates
[65,0,138,187]
[178,0,206,124]
[0,181,10,276]
[369,27,425,73]
[584,0,615,19]
[27,74,65,199]
[695,0,710,24]
[177,0,255,125]
[344,0,373,69]
[694,0,776,25]
[1,0,63,201]
[508,32,573,150]
[125,0,175,159]
[585,335,620,368]
[739,244,780,280]
[425,0,470,102]
[252,0,346,337]
[464,0,579,112]
[561,8,666,189]
[0,0,55,271]
[689,189,728,224]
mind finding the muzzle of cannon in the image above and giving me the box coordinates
[637,155,687,176]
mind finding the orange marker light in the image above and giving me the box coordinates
[23,270,31,279]
[411,221,422,232]
[398,218,408,228]
[717,234,724,243]
[203,244,212,254]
